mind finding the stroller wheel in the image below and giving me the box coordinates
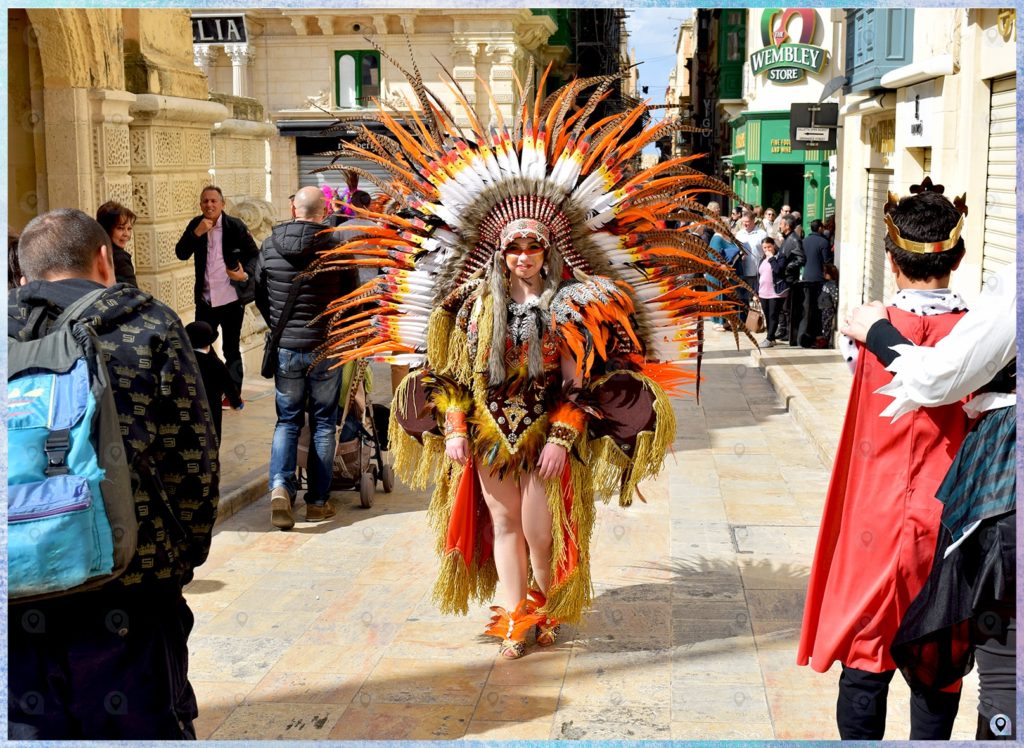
[359,471,375,508]
[381,464,395,494]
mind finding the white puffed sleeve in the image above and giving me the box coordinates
[876,263,1017,420]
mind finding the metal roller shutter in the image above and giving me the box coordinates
[862,169,894,303]
[982,75,1016,275]
[296,153,393,197]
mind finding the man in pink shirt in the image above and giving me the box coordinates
[175,185,259,396]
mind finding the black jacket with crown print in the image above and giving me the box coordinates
[8,279,219,595]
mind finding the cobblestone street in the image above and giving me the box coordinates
[188,334,979,740]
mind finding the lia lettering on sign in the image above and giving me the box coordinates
[192,15,248,44]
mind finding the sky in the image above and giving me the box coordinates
[625,7,694,105]
[623,7,694,153]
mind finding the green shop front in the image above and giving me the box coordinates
[728,111,834,222]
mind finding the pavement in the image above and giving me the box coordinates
[193,332,979,740]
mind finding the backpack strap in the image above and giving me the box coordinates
[39,287,109,477]
[52,287,109,329]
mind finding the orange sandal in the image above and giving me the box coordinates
[485,599,542,660]
[536,617,560,647]
[525,589,560,646]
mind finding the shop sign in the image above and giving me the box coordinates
[795,126,829,142]
[869,119,895,155]
[735,130,746,153]
[770,138,792,154]
[750,9,829,84]
[192,14,247,44]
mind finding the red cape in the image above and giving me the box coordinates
[798,307,970,673]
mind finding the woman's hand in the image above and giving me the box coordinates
[538,442,568,481]
[842,301,887,342]
[445,436,470,465]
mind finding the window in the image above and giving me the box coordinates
[335,50,380,108]
[844,10,914,93]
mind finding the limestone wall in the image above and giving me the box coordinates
[128,94,228,313]
[11,7,274,375]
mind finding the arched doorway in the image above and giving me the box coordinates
[8,9,46,231]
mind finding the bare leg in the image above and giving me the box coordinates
[478,467,527,610]
[521,469,554,595]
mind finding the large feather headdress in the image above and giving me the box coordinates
[312,41,748,390]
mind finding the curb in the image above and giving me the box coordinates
[750,348,838,470]
[214,467,268,526]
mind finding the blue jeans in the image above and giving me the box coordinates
[269,348,343,504]
[704,273,724,325]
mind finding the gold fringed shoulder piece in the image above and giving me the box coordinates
[473,300,494,375]
[586,370,676,507]
[426,307,454,366]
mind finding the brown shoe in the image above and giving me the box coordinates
[304,501,336,522]
[270,487,294,531]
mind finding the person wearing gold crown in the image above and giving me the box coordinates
[797,178,972,738]
[310,50,748,658]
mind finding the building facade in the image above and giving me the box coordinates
[9,8,274,372]
[665,19,695,158]
[191,9,582,219]
[834,8,1017,311]
[727,8,841,222]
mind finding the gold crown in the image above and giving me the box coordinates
[883,177,968,254]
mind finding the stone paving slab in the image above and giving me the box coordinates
[189,332,979,740]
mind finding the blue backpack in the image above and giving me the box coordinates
[8,288,138,600]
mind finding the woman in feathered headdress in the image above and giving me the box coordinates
[312,46,749,658]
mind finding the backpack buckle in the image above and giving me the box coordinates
[44,429,71,476]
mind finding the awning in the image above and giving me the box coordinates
[274,118,391,139]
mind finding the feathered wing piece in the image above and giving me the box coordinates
[311,48,748,384]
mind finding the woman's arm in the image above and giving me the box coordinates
[538,355,584,480]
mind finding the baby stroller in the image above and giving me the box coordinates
[298,359,394,508]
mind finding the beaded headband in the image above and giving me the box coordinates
[883,177,968,254]
[498,218,551,250]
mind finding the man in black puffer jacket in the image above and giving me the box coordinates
[255,186,359,530]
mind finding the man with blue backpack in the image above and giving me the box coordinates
[8,209,219,739]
